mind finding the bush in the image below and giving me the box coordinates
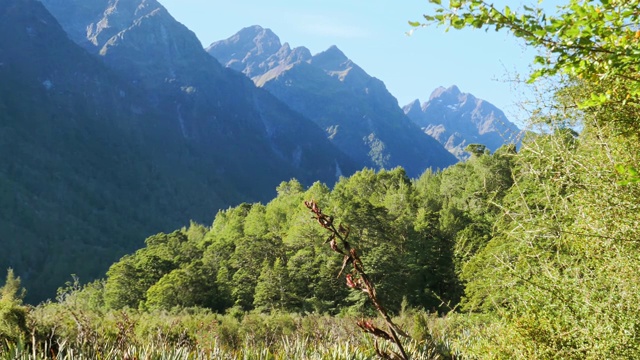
[0,269,27,345]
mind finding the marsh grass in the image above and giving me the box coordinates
[1,309,455,360]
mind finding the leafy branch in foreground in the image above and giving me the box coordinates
[305,200,410,360]
[414,0,640,110]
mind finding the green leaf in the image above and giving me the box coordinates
[615,165,640,185]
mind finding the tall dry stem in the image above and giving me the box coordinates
[305,200,409,360]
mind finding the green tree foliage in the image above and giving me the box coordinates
[0,269,28,343]
[104,230,201,309]
[144,260,219,311]
[456,121,640,358]
[329,168,413,312]
[253,258,293,312]
[96,158,514,316]
[416,1,640,358]
[4,151,521,357]
[412,145,515,307]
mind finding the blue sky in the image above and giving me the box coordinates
[159,0,562,126]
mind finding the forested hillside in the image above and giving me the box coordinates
[99,146,513,314]
[1,0,357,303]
[0,146,516,358]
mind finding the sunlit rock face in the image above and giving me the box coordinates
[403,85,522,160]
[208,26,458,176]
[40,0,357,188]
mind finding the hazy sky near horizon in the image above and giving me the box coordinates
[159,0,561,126]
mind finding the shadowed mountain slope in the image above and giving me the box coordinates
[39,1,356,189]
[207,25,458,177]
[4,0,356,302]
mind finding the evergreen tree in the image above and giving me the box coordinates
[0,269,27,343]
[253,258,292,312]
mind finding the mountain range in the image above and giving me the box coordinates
[207,26,458,177]
[5,0,355,302]
[2,0,518,302]
[38,0,356,187]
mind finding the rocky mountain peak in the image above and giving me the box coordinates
[205,25,309,77]
[232,25,282,54]
[40,0,166,52]
[429,85,461,102]
[286,45,312,63]
[405,85,521,160]
[311,45,349,71]
[403,99,423,119]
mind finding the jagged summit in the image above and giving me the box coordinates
[212,25,283,61]
[403,99,423,119]
[40,0,168,51]
[310,45,371,86]
[235,25,280,43]
[286,45,313,62]
[206,25,312,78]
[405,85,521,160]
[429,85,462,102]
[311,45,349,69]
[207,26,458,176]
[42,0,217,90]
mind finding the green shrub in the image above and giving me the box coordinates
[0,269,27,345]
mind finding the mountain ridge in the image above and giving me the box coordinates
[40,0,357,188]
[207,25,458,177]
[3,0,357,302]
[403,85,521,160]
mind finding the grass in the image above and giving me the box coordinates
[0,310,456,360]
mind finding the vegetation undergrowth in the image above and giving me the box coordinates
[0,302,459,359]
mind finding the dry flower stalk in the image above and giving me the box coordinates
[305,200,409,360]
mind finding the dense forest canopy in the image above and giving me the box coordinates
[414,0,640,357]
[100,150,514,315]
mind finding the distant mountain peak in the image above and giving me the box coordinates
[205,25,314,78]
[429,85,461,101]
[405,86,521,160]
[402,99,423,118]
[234,25,282,51]
[325,45,347,58]
[288,45,312,61]
[311,45,349,70]
[238,24,269,36]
